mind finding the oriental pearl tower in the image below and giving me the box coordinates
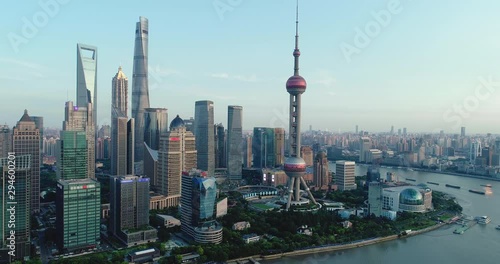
[284,1,317,210]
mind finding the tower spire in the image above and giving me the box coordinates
[293,0,300,76]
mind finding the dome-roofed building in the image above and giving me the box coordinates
[170,115,185,130]
[382,186,432,213]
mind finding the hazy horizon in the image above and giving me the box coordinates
[2,0,500,134]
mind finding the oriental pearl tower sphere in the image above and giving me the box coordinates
[284,1,317,210]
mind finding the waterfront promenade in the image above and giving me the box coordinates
[227,222,447,264]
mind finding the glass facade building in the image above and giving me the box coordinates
[56,179,101,253]
[252,127,275,168]
[0,155,31,262]
[227,106,242,180]
[181,172,222,244]
[76,43,98,142]
[194,100,215,176]
[57,131,87,180]
[143,108,168,151]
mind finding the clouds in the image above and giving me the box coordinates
[209,72,258,82]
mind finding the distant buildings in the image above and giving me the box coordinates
[56,179,101,253]
[0,125,10,158]
[0,155,31,261]
[232,221,250,231]
[335,161,356,191]
[227,106,243,180]
[301,146,313,166]
[181,170,223,244]
[110,175,157,246]
[12,110,40,213]
[359,137,371,163]
[243,136,252,168]
[194,100,215,176]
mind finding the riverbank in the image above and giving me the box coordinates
[411,168,500,182]
[227,222,447,264]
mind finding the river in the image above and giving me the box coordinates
[264,163,500,264]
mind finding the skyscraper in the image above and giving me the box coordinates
[283,3,317,210]
[368,182,383,217]
[461,127,466,137]
[0,155,31,261]
[144,108,168,151]
[214,124,225,169]
[313,151,329,189]
[335,161,356,191]
[132,16,150,166]
[110,175,156,246]
[274,128,285,166]
[0,125,10,158]
[300,146,313,167]
[181,170,223,244]
[252,127,275,168]
[243,135,252,168]
[12,110,40,214]
[158,115,197,198]
[194,100,215,175]
[227,106,243,180]
[56,179,100,253]
[63,101,95,179]
[359,137,371,163]
[57,131,87,180]
[76,43,97,139]
[144,143,159,190]
[31,116,44,153]
[111,67,135,175]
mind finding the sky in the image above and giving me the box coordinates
[2,0,500,134]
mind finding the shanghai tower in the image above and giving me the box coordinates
[284,2,317,210]
[132,16,150,169]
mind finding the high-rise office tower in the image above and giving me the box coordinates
[76,44,97,142]
[243,135,252,168]
[76,44,98,119]
[144,143,159,190]
[470,140,481,163]
[158,115,197,198]
[300,146,313,166]
[461,127,466,137]
[0,155,31,261]
[144,108,168,151]
[403,127,407,136]
[181,170,223,244]
[31,116,44,154]
[214,124,226,168]
[111,67,135,175]
[227,106,243,180]
[313,151,329,189]
[390,125,394,134]
[63,101,95,179]
[359,137,371,163]
[110,175,156,245]
[252,127,275,168]
[194,100,215,175]
[355,125,358,134]
[0,125,10,158]
[368,182,382,217]
[274,128,285,166]
[98,125,111,139]
[56,131,87,180]
[56,179,100,253]
[335,161,356,191]
[283,3,317,210]
[12,110,40,214]
[366,166,381,183]
[132,16,150,166]
[183,117,195,132]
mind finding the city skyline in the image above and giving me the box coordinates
[2,1,500,134]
